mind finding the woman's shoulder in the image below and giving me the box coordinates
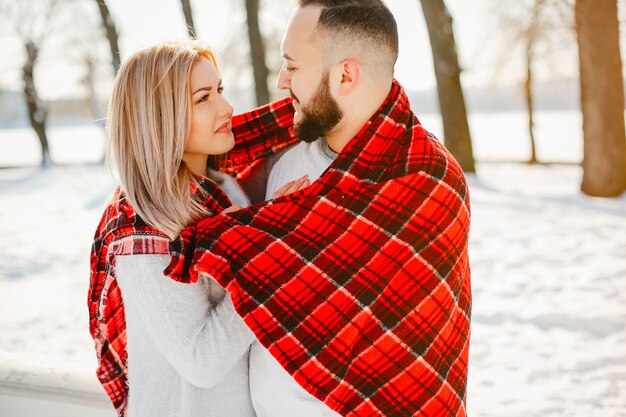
[93,186,170,257]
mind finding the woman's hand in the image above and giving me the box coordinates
[222,204,243,214]
[221,175,310,215]
[271,175,310,199]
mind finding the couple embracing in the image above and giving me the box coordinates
[88,1,472,416]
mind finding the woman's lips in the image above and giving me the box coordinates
[215,121,231,134]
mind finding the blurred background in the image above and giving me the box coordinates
[0,0,624,416]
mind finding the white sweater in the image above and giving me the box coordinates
[250,139,341,417]
[115,172,257,417]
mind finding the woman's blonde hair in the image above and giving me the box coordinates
[107,40,223,239]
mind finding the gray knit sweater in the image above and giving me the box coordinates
[114,172,257,417]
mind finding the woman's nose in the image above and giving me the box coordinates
[219,95,234,117]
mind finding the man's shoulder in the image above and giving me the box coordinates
[279,140,311,157]
[270,140,312,170]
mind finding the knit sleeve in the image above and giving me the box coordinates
[115,254,255,389]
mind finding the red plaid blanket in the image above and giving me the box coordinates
[88,98,298,416]
[166,80,472,416]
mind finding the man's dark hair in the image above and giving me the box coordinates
[299,0,382,6]
[298,0,399,77]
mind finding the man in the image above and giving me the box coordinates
[249,3,397,416]
[167,1,472,416]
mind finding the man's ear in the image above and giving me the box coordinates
[337,60,361,96]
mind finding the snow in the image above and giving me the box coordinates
[465,163,626,416]
[0,117,625,416]
[0,125,106,166]
[0,111,582,167]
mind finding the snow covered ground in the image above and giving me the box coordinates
[465,164,626,417]
[0,115,625,416]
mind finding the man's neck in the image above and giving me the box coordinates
[325,116,371,154]
[326,83,391,154]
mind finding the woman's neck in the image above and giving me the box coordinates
[182,153,208,177]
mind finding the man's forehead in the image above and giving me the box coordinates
[282,6,322,57]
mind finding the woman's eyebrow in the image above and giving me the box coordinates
[192,80,222,96]
[192,86,212,95]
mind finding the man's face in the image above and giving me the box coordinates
[277,6,343,140]
[293,70,343,142]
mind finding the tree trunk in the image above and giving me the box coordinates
[23,41,51,167]
[83,56,104,127]
[524,40,538,164]
[180,0,196,39]
[94,0,121,74]
[576,0,626,197]
[419,0,475,173]
[245,0,270,106]
[81,55,107,162]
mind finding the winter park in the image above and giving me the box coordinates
[1,0,625,416]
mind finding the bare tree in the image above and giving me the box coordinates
[490,0,575,165]
[523,1,544,164]
[81,53,109,162]
[576,0,626,196]
[245,0,270,106]
[82,56,105,124]
[58,1,113,162]
[419,0,475,173]
[93,0,120,74]
[180,0,196,39]
[22,41,51,166]
[0,0,63,166]
[220,0,291,107]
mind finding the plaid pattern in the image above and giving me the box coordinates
[166,80,472,416]
[88,98,299,416]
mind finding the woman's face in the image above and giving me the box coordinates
[185,57,234,160]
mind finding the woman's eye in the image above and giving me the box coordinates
[198,94,209,103]
[217,86,224,94]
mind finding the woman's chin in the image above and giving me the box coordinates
[223,132,236,152]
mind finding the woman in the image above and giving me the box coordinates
[88,40,307,417]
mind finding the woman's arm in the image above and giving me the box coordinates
[225,97,300,179]
[115,254,255,389]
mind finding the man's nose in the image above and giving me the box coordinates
[277,68,290,91]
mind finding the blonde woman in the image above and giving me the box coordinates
[88,40,306,417]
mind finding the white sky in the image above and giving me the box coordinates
[0,0,573,100]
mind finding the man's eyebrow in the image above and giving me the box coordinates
[192,80,222,95]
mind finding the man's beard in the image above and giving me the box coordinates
[292,71,343,143]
